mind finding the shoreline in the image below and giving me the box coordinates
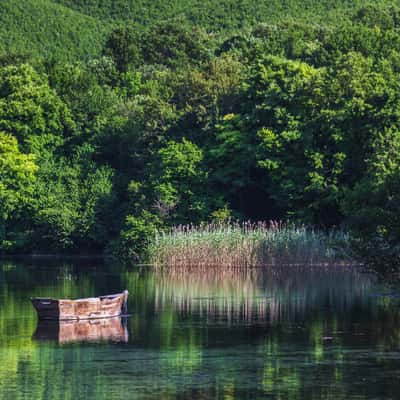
[0,253,111,260]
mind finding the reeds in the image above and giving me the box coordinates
[148,221,352,267]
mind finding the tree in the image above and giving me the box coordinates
[103,27,142,73]
[208,113,262,217]
[33,158,116,251]
[0,132,37,249]
[142,20,209,68]
[0,64,74,156]
[150,138,209,223]
[343,127,400,269]
[243,55,319,220]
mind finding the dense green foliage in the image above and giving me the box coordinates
[0,0,111,60]
[1,1,400,267]
[52,0,391,29]
[0,0,395,60]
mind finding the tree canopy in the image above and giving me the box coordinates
[1,2,400,267]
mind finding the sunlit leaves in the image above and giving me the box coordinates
[0,132,37,219]
[0,64,74,155]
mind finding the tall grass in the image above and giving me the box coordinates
[148,221,351,267]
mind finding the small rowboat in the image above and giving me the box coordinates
[31,290,129,321]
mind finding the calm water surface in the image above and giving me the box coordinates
[0,259,399,399]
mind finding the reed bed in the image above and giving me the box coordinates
[148,221,351,267]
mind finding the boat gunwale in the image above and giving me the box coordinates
[31,291,126,303]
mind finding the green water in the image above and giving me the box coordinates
[0,259,399,399]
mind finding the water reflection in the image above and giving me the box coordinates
[152,265,373,323]
[33,317,129,344]
[0,259,399,400]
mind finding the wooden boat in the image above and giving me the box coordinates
[32,317,129,344]
[31,290,128,320]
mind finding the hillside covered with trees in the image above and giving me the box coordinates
[0,0,395,59]
[1,1,400,266]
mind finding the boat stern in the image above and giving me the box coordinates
[31,298,60,320]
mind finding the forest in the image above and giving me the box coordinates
[1,1,400,267]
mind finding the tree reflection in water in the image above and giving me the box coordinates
[1,260,400,400]
[152,265,374,324]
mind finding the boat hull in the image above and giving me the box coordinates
[31,291,128,321]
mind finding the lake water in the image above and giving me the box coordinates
[0,259,399,399]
